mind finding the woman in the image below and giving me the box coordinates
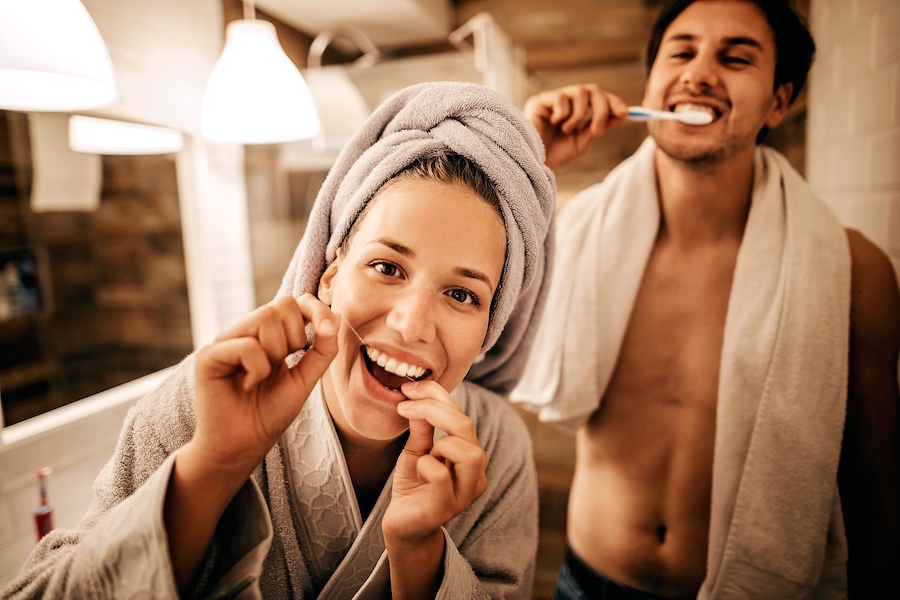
[2,81,555,599]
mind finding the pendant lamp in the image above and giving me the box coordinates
[201,0,319,144]
[0,0,117,112]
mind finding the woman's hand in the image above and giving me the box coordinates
[191,293,338,477]
[381,379,488,598]
[166,294,337,591]
[523,83,628,170]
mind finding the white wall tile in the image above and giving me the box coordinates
[850,65,898,133]
[873,0,900,67]
[830,0,859,43]
[825,87,854,142]
[0,496,13,545]
[829,138,869,190]
[866,128,900,189]
[845,194,893,248]
[839,32,873,87]
[887,195,900,258]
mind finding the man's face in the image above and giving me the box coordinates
[642,0,792,165]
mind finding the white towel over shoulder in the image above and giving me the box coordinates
[512,138,851,598]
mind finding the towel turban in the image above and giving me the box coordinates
[279,81,555,394]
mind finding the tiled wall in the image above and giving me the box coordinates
[807,0,900,278]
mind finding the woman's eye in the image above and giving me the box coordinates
[447,288,480,307]
[372,261,399,277]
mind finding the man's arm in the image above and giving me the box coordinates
[839,228,900,598]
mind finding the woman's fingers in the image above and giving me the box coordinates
[395,382,486,504]
[397,389,476,445]
[196,294,338,397]
[196,337,273,389]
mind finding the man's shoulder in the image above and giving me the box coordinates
[845,228,900,343]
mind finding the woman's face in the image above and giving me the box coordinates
[318,178,506,444]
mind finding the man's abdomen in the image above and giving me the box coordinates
[566,401,714,598]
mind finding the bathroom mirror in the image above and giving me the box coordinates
[0,110,194,427]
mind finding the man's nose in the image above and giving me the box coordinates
[680,53,719,92]
[385,286,437,343]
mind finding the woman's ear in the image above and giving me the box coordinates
[317,247,343,305]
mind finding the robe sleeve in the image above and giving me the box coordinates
[0,360,274,600]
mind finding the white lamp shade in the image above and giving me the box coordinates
[0,0,117,111]
[201,19,319,144]
[69,115,183,155]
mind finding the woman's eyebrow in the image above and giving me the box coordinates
[374,238,414,256]
[456,267,494,290]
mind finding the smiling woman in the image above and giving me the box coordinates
[2,81,556,599]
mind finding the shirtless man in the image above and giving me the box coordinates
[516,0,900,598]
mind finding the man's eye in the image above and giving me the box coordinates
[671,51,694,60]
[372,262,399,277]
[447,288,480,307]
[723,56,751,65]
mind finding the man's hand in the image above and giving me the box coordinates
[523,83,629,170]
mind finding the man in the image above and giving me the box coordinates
[512,0,900,598]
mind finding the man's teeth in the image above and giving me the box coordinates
[673,103,716,117]
[366,347,426,379]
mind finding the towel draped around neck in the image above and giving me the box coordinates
[279,81,556,394]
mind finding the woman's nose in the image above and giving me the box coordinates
[680,53,719,92]
[385,287,436,343]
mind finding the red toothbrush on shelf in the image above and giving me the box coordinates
[34,467,54,541]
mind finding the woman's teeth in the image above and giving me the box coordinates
[366,347,426,379]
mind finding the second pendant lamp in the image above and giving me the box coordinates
[201,0,319,145]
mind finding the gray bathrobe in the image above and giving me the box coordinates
[3,356,538,599]
[3,81,553,600]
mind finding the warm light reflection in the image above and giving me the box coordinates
[68,116,183,155]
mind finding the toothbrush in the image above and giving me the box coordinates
[627,106,713,126]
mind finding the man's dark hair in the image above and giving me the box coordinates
[644,0,815,142]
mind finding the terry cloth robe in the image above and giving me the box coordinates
[512,138,851,599]
[3,355,538,599]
